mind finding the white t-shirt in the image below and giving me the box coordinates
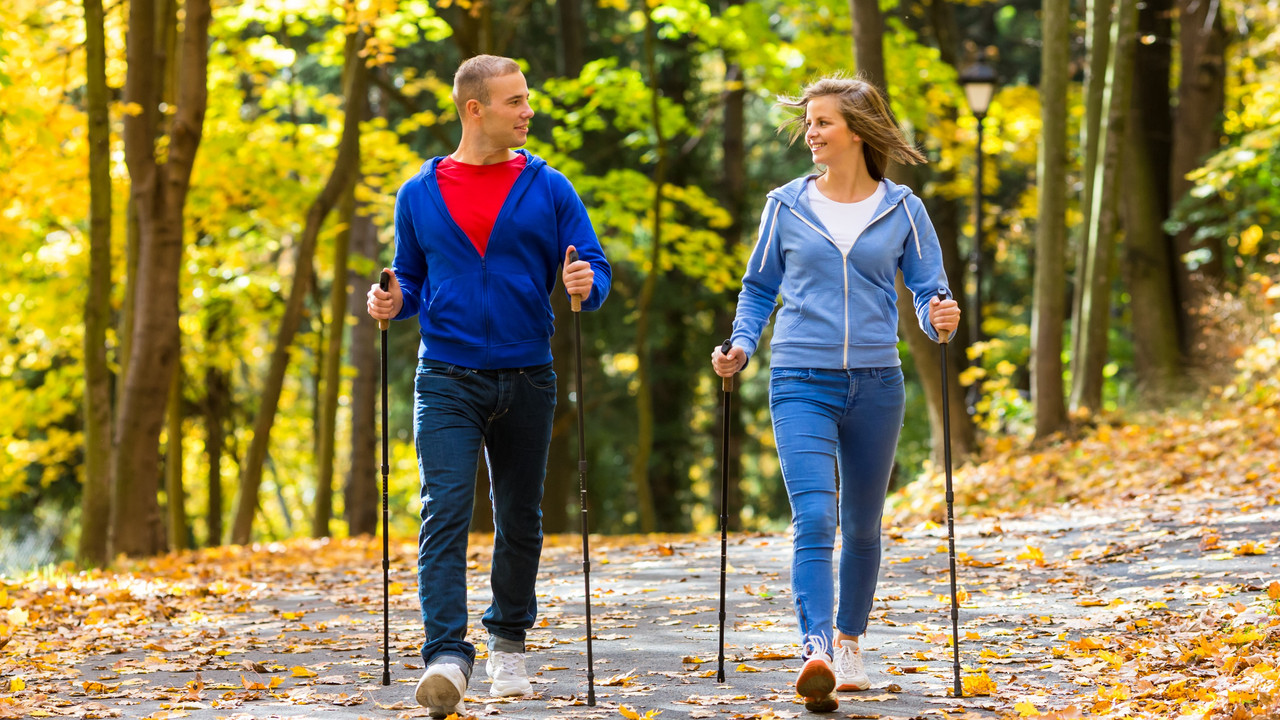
[807,179,886,255]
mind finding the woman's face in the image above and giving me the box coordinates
[804,95,859,166]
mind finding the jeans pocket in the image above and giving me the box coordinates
[520,363,556,390]
[771,367,813,381]
[418,361,470,380]
[876,366,904,388]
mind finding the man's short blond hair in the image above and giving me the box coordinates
[452,54,521,109]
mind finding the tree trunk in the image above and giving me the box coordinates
[1032,0,1070,438]
[78,0,112,568]
[624,9,666,534]
[230,30,368,545]
[850,0,885,84]
[313,160,359,539]
[651,301,693,533]
[112,0,211,557]
[854,0,974,465]
[1070,0,1138,414]
[1124,0,1183,399]
[1170,0,1227,357]
[556,0,584,78]
[1071,0,1112,375]
[165,361,188,550]
[204,365,228,546]
[1123,126,1184,399]
[344,210,379,536]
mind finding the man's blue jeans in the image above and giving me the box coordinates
[413,358,556,674]
[769,366,906,656]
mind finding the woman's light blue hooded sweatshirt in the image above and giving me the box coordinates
[730,176,950,369]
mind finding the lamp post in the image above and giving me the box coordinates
[959,62,997,346]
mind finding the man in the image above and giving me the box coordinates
[366,54,610,718]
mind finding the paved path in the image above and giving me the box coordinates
[20,492,1279,719]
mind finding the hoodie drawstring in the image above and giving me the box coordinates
[902,202,922,259]
[759,198,783,272]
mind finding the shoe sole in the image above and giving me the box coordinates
[489,679,532,698]
[804,693,839,712]
[796,662,836,699]
[836,679,871,692]
[417,674,463,717]
[486,658,533,698]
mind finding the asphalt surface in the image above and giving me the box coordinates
[47,492,1280,719]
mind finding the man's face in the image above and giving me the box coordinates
[478,72,534,149]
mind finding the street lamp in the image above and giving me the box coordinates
[959,61,997,346]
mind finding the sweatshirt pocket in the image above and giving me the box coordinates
[780,290,844,344]
[487,272,553,346]
[846,291,897,346]
[424,273,485,347]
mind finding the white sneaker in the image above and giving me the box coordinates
[796,636,836,701]
[833,639,870,691]
[485,649,533,697]
[415,663,468,718]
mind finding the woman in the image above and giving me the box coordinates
[712,75,960,713]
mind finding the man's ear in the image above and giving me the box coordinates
[465,97,484,120]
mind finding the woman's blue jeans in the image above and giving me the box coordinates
[413,358,556,673]
[769,366,906,656]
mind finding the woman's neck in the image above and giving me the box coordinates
[816,156,879,203]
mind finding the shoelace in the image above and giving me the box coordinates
[833,644,863,675]
[801,634,831,661]
[492,651,525,677]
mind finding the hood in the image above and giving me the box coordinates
[767,174,915,210]
[418,148,547,176]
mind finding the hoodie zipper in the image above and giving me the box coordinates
[482,257,490,367]
[785,206,852,368]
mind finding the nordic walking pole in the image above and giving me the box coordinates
[568,249,597,706]
[716,339,734,683]
[936,288,962,698]
[379,270,392,687]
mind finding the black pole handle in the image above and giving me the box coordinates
[720,339,734,392]
[379,270,391,331]
[568,249,582,312]
[935,288,951,344]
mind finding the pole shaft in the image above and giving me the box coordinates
[717,385,731,682]
[380,326,391,687]
[572,306,596,706]
[716,339,734,684]
[379,269,392,688]
[940,337,962,697]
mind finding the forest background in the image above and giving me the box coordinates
[2,0,1279,569]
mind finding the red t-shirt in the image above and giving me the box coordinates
[435,154,527,256]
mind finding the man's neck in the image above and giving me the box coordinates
[452,135,517,166]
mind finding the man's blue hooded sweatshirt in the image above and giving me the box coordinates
[392,149,611,369]
[731,176,949,369]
